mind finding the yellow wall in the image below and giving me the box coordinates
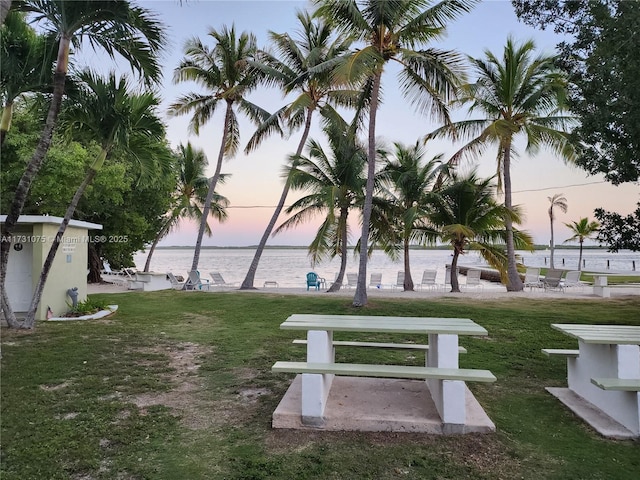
[32,224,89,320]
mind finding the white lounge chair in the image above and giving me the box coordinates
[345,272,358,289]
[562,270,583,291]
[543,269,564,292]
[185,270,211,290]
[167,272,185,290]
[369,272,382,289]
[523,267,543,291]
[393,271,405,290]
[209,272,238,288]
[417,270,437,290]
[464,269,483,290]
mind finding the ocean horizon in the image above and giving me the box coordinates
[135,247,639,289]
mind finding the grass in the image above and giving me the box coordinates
[2,291,639,479]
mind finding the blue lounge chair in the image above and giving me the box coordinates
[306,272,322,290]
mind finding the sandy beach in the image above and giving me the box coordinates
[88,279,640,301]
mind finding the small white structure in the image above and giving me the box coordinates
[1,215,102,321]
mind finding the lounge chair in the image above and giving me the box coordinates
[417,270,437,290]
[523,267,543,291]
[562,270,583,291]
[369,272,382,289]
[210,272,238,288]
[464,269,483,290]
[185,270,211,291]
[306,272,321,290]
[345,272,358,289]
[167,272,185,290]
[393,271,405,290]
[543,269,564,292]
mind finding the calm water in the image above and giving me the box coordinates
[134,248,639,288]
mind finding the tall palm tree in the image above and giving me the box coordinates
[425,170,534,292]
[548,193,568,269]
[426,37,575,291]
[143,142,229,272]
[1,0,166,326]
[275,107,367,292]
[239,10,355,290]
[377,141,445,291]
[313,0,473,306]
[563,217,600,271]
[169,25,270,273]
[22,71,170,328]
[0,11,56,144]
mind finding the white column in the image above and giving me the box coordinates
[427,333,466,428]
[300,329,334,426]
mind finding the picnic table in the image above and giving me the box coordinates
[272,314,495,432]
[548,323,640,437]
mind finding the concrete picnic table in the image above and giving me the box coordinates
[548,323,640,438]
[272,314,495,433]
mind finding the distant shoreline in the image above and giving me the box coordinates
[156,245,615,251]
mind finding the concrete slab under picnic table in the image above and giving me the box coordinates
[272,375,495,434]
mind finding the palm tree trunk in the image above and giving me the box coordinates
[549,210,555,269]
[240,108,313,289]
[450,248,461,293]
[327,206,349,293]
[578,239,584,271]
[1,100,13,145]
[144,218,172,272]
[503,143,523,291]
[24,159,101,327]
[0,0,11,26]
[0,35,71,327]
[190,101,232,273]
[403,237,414,291]
[353,72,381,307]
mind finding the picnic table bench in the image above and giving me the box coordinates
[272,314,495,431]
[544,323,640,438]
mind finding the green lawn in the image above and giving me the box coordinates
[2,291,639,479]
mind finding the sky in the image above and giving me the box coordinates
[83,0,639,247]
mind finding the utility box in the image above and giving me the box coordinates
[1,215,103,320]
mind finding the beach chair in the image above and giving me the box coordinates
[185,270,211,291]
[543,269,564,292]
[393,271,405,290]
[523,267,543,291]
[417,270,437,290]
[209,272,238,287]
[306,272,321,290]
[369,272,383,289]
[562,270,583,291]
[167,272,185,290]
[464,269,483,290]
[345,272,358,289]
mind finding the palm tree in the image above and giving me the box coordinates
[377,141,445,291]
[425,170,534,292]
[313,0,473,306]
[239,10,355,290]
[548,193,568,269]
[22,71,169,328]
[0,11,56,144]
[143,142,229,272]
[275,107,367,292]
[563,217,600,271]
[1,0,166,326]
[169,24,270,273]
[426,37,575,291]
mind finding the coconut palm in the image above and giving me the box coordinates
[313,0,473,306]
[377,141,445,291]
[169,25,271,273]
[1,0,166,327]
[143,143,229,272]
[0,11,56,144]
[275,107,367,292]
[563,217,600,271]
[239,10,355,289]
[548,193,568,269]
[21,71,170,327]
[426,37,576,291]
[425,170,534,292]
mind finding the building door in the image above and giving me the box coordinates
[5,239,34,312]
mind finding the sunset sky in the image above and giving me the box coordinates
[85,1,639,247]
